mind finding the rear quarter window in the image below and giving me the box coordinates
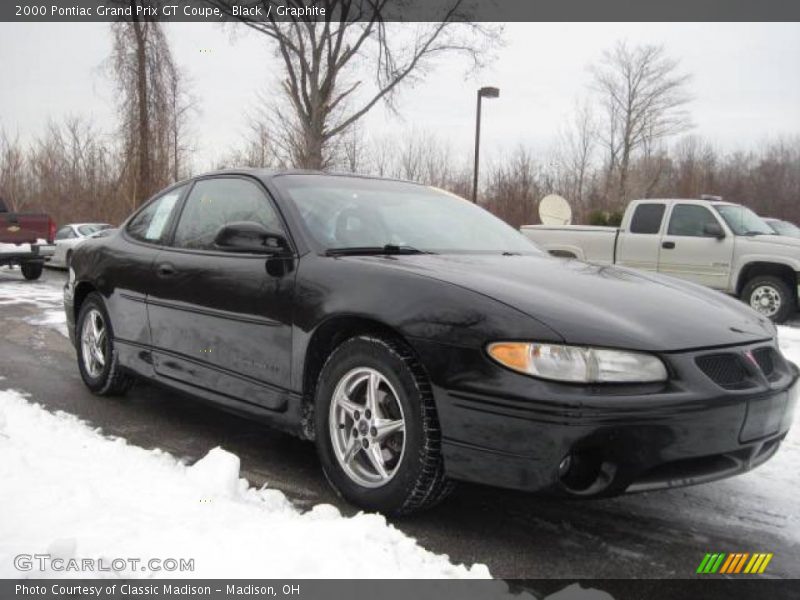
[127,186,185,244]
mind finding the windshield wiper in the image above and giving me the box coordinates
[325,244,432,257]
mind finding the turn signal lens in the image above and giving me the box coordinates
[485,342,530,372]
[487,342,667,383]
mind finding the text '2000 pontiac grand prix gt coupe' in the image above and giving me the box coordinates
[64,171,797,514]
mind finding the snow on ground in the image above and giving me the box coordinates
[740,325,800,526]
[0,269,68,337]
[0,388,490,579]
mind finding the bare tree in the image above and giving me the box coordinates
[166,68,198,181]
[555,98,596,216]
[592,41,692,206]
[0,131,27,211]
[483,146,543,228]
[212,0,500,169]
[110,7,194,206]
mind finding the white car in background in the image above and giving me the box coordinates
[49,223,113,269]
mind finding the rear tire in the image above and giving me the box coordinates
[741,275,794,323]
[21,262,43,280]
[314,335,453,515]
[76,292,133,396]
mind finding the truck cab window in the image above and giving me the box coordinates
[629,204,665,234]
[668,205,720,237]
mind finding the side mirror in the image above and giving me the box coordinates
[214,222,290,255]
[703,222,725,239]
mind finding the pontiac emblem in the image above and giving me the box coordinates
[743,350,759,367]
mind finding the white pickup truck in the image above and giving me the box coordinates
[522,198,800,323]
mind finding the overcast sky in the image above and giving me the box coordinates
[2,22,799,170]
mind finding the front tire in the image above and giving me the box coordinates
[314,336,453,515]
[76,292,132,395]
[21,262,43,280]
[742,275,794,323]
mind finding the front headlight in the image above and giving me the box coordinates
[487,342,668,383]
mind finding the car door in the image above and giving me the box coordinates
[107,185,187,349]
[53,226,77,265]
[657,203,734,289]
[616,202,666,272]
[146,175,295,411]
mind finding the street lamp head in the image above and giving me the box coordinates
[479,86,500,99]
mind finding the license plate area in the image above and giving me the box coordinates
[740,392,787,443]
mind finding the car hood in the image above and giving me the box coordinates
[744,234,800,249]
[350,254,775,352]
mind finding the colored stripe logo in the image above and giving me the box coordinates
[697,552,773,574]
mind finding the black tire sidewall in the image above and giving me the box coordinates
[314,337,427,513]
[76,293,115,392]
[743,276,794,323]
[21,262,43,280]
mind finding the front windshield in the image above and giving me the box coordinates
[275,175,542,255]
[714,205,774,236]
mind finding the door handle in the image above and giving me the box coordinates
[156,263,177,277]
[662,241,676,249]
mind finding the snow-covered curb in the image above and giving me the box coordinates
[0,390,490,579]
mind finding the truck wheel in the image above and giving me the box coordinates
[742,276,794,323]
[314,335,454,515]
[76,292,133,396]
[20,262,43,280]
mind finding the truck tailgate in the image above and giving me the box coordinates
[0,214,55,244]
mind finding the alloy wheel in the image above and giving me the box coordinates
[328,367,406,488]
[81,308,107,378]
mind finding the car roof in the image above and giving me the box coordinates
[631,199,743,208]
[191,168,426,187]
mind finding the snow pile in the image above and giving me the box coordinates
[0,389,490,579]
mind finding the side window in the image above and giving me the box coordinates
[668,204,719,237]
[127,186,184,243]
[629,204,665,234]
[172,178,283,251]
[55,226,75,240]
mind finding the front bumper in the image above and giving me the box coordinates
[64,277,76,346]
[413,338,797,497]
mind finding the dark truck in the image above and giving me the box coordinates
[0,197,56,280]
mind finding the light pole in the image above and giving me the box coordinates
[472,86,499,203]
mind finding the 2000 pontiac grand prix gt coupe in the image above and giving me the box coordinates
[65,171,797,514]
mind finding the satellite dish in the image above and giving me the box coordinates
[539,194,572,226]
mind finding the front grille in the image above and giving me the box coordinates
[752,347,775,377]
[695,353,750,389]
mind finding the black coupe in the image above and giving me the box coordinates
[65,170,797,514]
